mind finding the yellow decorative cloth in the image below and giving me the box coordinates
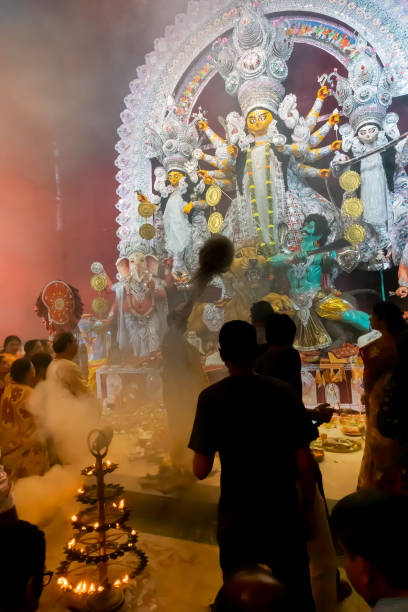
[0,382,49,481]
[315,294,351,320]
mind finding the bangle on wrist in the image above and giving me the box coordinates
[398,279,408,288]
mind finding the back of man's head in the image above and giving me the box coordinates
[10,358,32,385]
[0,521,45,611]
[265,314,296,346]
[250,301,274,325]
[31,352,53,378]
[23,340,40,358]
[219,321,258,368]
[331,491,408,604]
[53,332,75,355]
[221,566,287,611]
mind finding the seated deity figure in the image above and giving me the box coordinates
[269,214,370,352]
[107,244,171,357]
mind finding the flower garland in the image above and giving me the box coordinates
[246,142,276,257]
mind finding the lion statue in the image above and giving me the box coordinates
[188,246,293,339]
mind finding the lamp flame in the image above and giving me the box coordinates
[122,575,129,584]
[97,586,104,592]
[88,583,96,594]
[113,579,121,588]
[77,487,84,494]
[74,581,88,594]
[118,499,125,510]
[71,515,78,522]
[67,538,76,550]
[57,577,70,590]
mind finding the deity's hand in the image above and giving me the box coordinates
[215,297,231,308]
[329,111,340,126]
[396,286,408,298]
[137,192,149,203]
[193,148,204,160]
[318,168,331,178]
[317,85,329,100]
[198,170,215,185]
[331,140,342,151]
[198,120,208,131]
[227,145,239,159]
[183,201,194,214]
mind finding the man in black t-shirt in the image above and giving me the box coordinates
[189,321,316,611]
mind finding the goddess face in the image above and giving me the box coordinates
[357,124,379,145]
[246,108,273,136]
[168,170,184,186]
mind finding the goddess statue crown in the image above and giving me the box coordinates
[328,37,400,134]
[144,109,201,174]
[211,3,293,118]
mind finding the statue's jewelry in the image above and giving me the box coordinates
[339,170,361,192]
[342,197,364,219]
[208,211,223,234]
[138,201,155,218]
[92,297,109,315]
[139,223,156,240]
[206,185,222,207]
[292,255,315,280]
[344,224,366,245]
[90,274,108,292]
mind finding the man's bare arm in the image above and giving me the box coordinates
[193,452,215,480]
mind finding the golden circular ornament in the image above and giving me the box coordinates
[342,197,364,219]
[339,170,361,192]
[92,297,109,315]
[54,298,65,311]
[205,185,222,207]
[90,274,108,292]
[208,211,223,233]
[344,224,366,245]
[138,201,155,218]
[139,223,156,240]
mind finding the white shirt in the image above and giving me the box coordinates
[374,598,408,611]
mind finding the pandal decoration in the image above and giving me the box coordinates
[56,428,147,610]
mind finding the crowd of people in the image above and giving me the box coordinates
[0,332,90,482]
[1,300,408,611]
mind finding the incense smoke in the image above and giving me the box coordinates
[13,380,100,525]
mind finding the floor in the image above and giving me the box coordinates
[32,426,370,611]
[38,525,369,611]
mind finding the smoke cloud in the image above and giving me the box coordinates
[13,380,100,525]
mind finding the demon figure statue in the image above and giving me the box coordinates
[269,214,370,351]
